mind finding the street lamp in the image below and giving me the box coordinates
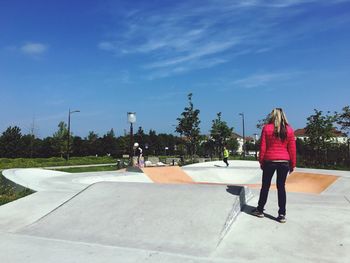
[239,113,245,159]
[127,112,136,165]
[145,143,149,156]
[67,108,80,161]
[253,133,258,160]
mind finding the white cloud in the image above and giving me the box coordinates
[98,41,115,51]
[231,72,303,89]
[147,91,187,101]
[145,40,238,69]
[231,0,350,8]
[99,0,349,77]
[45,99,65,106]
[147,57,228,79]
[20,42,48,55]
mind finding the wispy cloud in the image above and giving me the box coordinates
[98,41,115,51]
[99,0,350,77]
[44,99,66,106]
[145,40,238,69]
[230,72,304,89]
[36,113,66,122]
[147,57,228,80]
[20,42,48,56]
[146,91,187,101]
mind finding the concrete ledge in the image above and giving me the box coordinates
[19,182,253,256]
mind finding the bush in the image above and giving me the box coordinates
[0,173,34,206]
[0,156,116,169]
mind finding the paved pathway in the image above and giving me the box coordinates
[1,160,350,262]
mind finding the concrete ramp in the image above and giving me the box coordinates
[19,182,252,256]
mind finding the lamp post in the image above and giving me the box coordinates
[67,108,80,161]
[348,138,350,163]
[127,112,136,165]
[239,113,245,159]
[253,133,258,160]
[145,143,149,157]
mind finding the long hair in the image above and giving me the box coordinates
[268,108,289,140]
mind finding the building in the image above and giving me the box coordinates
[294,128,348,144]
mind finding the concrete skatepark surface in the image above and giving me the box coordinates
[1,160,350,262]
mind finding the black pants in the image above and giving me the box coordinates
[223,157,228,166]
[257,161,289,215]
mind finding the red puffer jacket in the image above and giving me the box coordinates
[259,123,296,168]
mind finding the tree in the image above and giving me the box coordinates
[336,106,350,165]
[336,106,350,134]
[71,136,88,156]
[38,137,56,157]
[210,112,233,157]
[226,137,239,154]
[305,109,336,165]
[21,134,36,157]
[86,131,100,156]
[101,129,118,156]
[256,114,270,130]
[0,126,23,158]
[176,93,201,157]
[52,121,69,158]
[146,129,158,155]
[134,126,145,147]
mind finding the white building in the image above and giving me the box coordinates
[294,128,348,144]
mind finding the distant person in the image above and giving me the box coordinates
[252,108,296,223]
[223,145,229,167]
[133,142,143,167]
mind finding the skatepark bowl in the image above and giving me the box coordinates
[1,160,349,262]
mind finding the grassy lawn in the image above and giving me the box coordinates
[0,156,116,170]
[0,164,119,206]
[0,173,34,206]
[55,165,120,173]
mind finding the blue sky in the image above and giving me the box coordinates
[1,0,350,138]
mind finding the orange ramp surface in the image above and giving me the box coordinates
[143,166,338,194]
[285,172,338,194]
[244,172,338,194]
[142,166,194,184]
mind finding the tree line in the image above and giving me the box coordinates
[296,107,350,169]
[0,93,239,159]
[255,106,350,168]
[0,92,349,169]
[0,125,179,158]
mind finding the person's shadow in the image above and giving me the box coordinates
[226,185,278,222]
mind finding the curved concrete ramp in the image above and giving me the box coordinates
[182,160,262,185]
[20,182,252,256]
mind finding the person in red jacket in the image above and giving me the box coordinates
[252,108,296,223]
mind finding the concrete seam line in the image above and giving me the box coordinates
[215,186,256,250]
[344,196,350,205]
[216,191,242,248]
[17,184,95,230]
[5,232,234,263]
[244,187,255,205]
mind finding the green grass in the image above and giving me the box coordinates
[0,162,120,206]
[55,165,119,173]
[0,156,116,170]
[0,173,34,206]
